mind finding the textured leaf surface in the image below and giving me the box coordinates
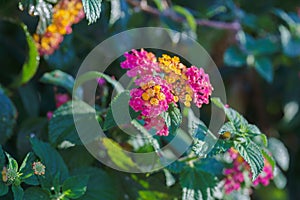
[82,0,103,24]
[234,141,264,180]
[162,103,182,135]
[30,137,69,183]
[49,100,95,145]
[180,166,217,200]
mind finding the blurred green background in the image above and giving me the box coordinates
[1,0,300,199]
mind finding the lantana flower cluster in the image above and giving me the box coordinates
[223,148,274,194]
[121,49,213,136]
[33,0,84,56]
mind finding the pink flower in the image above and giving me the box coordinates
[121,49,160,77]
[223,164,245,194]
[47,93,70,120]
[129,75,176,118]
[47,111,53,120]
[144,117,169,136]
[97,78,106,86]
[185,66,213,108]
[252,160,273,186]
[55,93,70,107]
[223,148,274,194]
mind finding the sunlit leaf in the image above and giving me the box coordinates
[40,70,74,94]
[234,141,264,180]
[101,138,137,171]
[62,175,89,199]
[173,5,197,32]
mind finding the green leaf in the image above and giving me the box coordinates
[224,46,247,67]
[19,152,39,186]
[23,187,50,200]
[245,124,261,135]
[166,161,185,174]
[162,103,182,135]
[163,169,175,187]
[18,83,40,117]
[206,140,232,157]
[62,175,89,199]
[273,9,296,27]
[268,138,289,171]
[0,88,17,145]
[10,23,39,88]
[5,153,18,172]
[234,141,264,180]
[0,181,9,196]
[82,0,103,24]
[196,158,224,176]
[72,167,118,200]
[250,38,280,55]
[219,122,235,136]
[60,146,94,169]
[30,137,69,183]
[180,166,217,200]
[12,185,24,200]
[19,152,34,175]
[19,0,53,34]
[173,6,197,32]
[211,98,248,129]
[262,149,276,171]
[0,146,5,169]
[138,190,169,200]
[152,0,164,11]
[49,100,96,146]
[279,25,300,57]
[74,71,124,94]
[254,57,273,83]
[16,117,48,158]
[103,91,139,131]
[40,70,74,94]
[0,146,8,196]
[101,138,137,171]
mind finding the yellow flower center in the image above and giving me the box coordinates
[150,98,159,105]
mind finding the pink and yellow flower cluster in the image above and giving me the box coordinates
[121,49,213,136]
[33,0,84,56]
[223,148,274,194]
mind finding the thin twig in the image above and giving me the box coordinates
[126,0,241,31]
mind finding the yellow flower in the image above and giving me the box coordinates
[150,98,159,105]
[142,92,150,101]
[157,93,166,101]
